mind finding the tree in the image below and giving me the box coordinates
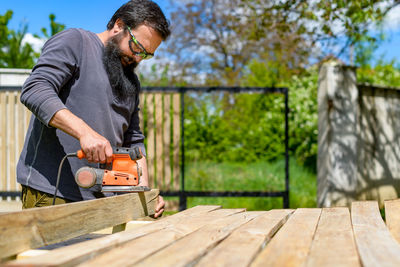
[0,10,37,68]
[161,0,399,86]
[40,14,65,38]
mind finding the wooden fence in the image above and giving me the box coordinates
[0,90,181,200]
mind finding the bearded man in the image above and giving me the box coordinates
[17,0,170,218]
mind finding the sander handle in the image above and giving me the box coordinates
[76,146,142,161]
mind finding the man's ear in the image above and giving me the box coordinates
[112,18,125,34]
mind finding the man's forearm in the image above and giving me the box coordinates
[49,109,113,163]
[49,108,92,140]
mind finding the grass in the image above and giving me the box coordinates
[164,157,316,211]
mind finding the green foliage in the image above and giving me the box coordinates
[183,58,319,169]
[0,10,38,68]
[357,59,400,88]
[0,10,66,68]
[40,14,65,38]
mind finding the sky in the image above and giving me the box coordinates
[1,0,400,66]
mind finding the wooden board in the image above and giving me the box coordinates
[172,93,180,191]
[135,211,263,267]
[352,201,400,267]
[78,209,247,266]
[145,94,155,187]
[163,93,171,190]
[9,92,16,195]
[7,205,222,266]
[0,92,6,193]
[155,94,163,188]
[251,208,321,267]
[197,209,294,267]
[385,199,400,243]
[305,207,360,267]
[0,190,159,259]
[139,93,144,134]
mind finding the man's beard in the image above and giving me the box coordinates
[102,33,140,98]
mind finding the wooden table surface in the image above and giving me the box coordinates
[6,199,400,267]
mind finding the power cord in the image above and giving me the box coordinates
[52,153,77,205]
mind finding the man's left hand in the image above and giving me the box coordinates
[154,195,165,218]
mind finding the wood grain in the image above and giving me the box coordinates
[145,94,155,187]
[0,190,159,259]
[134,211,263,267]
[251,208,321,267]
[155,93,163,188]
[172,93,180,191]
[306,207,360,267]
[0,92,6,193]
[78,209,247,267]
[385,199,400,243]
[163,93,171,190]
[352,201,400,267]
[9,92,16,194]
[138,93,144,134]
[197,209,294,267]
[7,205,221,266]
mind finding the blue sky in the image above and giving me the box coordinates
[1,0,400,65]
[0,0,170,34]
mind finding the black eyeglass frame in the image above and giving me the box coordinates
[127,26,154,60]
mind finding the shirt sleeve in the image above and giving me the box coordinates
[123,94,147,157]
[20,29,82,126]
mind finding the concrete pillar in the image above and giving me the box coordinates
[317,62,358,207]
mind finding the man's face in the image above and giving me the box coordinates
[102,24,162,97]
[118,24,163,67]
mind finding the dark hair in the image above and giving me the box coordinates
[107,0,170,40]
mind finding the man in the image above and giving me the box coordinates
[17,0,170,218]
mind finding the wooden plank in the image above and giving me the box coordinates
[10,92,17,194]
[17,93,25,198]
[197,209,294,267]
[78,208,248,267]
[385,199,400,243]
[251,208,321,267]
[0,189,159,259]
[155,93,163,188]
[6,92,12,200]
[17,92,25,160]
[305,208,361,267]
[163,93,171,190]
[0,92,6,193]
[172,93,180,191]
[134,211,263,267]
[139,93,144,134]
[7,205,222,266]
[145,94,155,187]
[352,201,400,267]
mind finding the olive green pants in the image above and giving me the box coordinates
[21,185,72,209]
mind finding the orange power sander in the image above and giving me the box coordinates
[53,146,149,205]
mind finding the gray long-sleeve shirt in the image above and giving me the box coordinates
[17,28,146,201]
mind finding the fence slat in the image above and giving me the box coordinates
[139,93,144,135]
[155,94,163,188]
[6,92,12,200]
[172,93,180,191]
[0,92,6,194]
[163,94,171,190]
[145,94,155,188]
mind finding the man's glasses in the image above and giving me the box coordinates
[127,26,154,60]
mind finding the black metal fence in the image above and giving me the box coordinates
[142,86,290,210]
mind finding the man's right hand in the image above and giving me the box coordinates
[49,108,113,164]
[79,131,113,163]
